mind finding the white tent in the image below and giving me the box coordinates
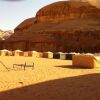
[13,50,23,56]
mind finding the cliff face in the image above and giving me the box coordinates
[36,1,100,23]
[2,1,100,52]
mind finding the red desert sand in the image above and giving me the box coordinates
[0,56,100,100]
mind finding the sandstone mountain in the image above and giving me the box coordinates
[0,30,13,40]
[1,0,100,52]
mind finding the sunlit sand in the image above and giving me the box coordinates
[0,56,100,100]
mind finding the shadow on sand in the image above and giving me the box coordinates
[0,73,100,100]
[55,65,91,69]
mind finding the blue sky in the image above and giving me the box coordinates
[0,0,61,30]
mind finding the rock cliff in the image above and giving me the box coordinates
[1,1,100,52]
[36,1,100,23]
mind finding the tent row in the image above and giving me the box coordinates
[0,49,77,60]
[0,50,54,58]
[0,50,40,57]
[0,49,100,69]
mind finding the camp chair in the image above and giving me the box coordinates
[13,61,34,70]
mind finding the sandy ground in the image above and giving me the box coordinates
[0,56,100,100]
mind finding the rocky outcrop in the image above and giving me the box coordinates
[36,1,100,23]
[1,1,100,52]
[0,30,13,40]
